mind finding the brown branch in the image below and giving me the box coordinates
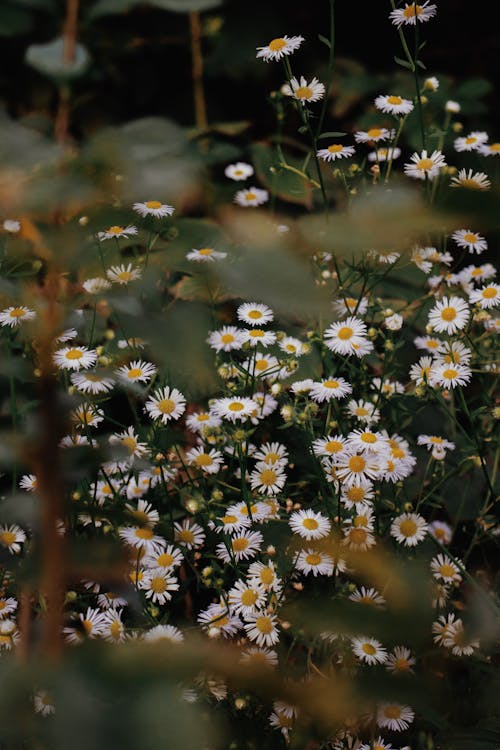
[189,11,208,131]
[55,0,79,145]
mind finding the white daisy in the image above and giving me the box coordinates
[54,346,98,371]
[479,141,500,156]
[317,143,355,161]
[144,624,184,644]
[186,411,222,433]
[351,636,387,665]
[174,519,206,549]
[106,263,142,284]
[451,229,488,254]
[289,509,331,540]
[132,200,174,218]
[334,450,380,489]
[424,76,440,91]
[139,570,179,604]
[469,283,500,309]
[249,462,286,495]
[207,325,245,352]
[234,188,269,207]
[377,702,415,731]
[296,549,334,576]
[211,396,259,422]
[333,295,369,317]
[216,530,263,563]
[390,512,428,547]
[244,612,280,647]
[367,147,401,162]
[349,586,385,607]
[312,434,346,458]
[144,386,186,423]
[428,520,453,545]
[450,169,491,190]
[374,94,414,115]
[431,553,462,585]
[389,2,436,27]
[82,277,112,294]
[256,35,304,62]
[0,306,36,327]
[64,607,106,644]
[98,225,138,241]
[116,360,157,384]
[228,580,266,617]
[101,609,126,643]
[0,524,26,554]
[354,127,394,143]
[346,429,389,455]
[385,645,416,674]
[431,362,472,388]
[197,603,241,638]
[185,446,224,474]
[224,162,254,180]
[186,247,227,262]
[119,526,166,555]
[409,356,434,385]
[70,370,114,394]
[346,399,380,424]
[282,76,325,105]
[237,302,274,326]
[454,131,488,152]
[241,328,277,347]
[309,377,352,402]
[341,483,375,511]
[2,219,20,233]
[142,545,184,571]
[404,149,446,180]
[428,295,470,334]
[324,316,368,356]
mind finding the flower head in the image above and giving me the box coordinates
[282,76,325,105]
[256,35,304,62]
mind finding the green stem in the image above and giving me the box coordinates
[316,0,335,140]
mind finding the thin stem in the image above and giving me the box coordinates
[316,0,335,140]
[189,11,208,130]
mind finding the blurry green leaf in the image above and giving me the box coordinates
[252,142,314,207]
[88,0,138,18]
[456,77,493,99]
[25,37,91,80]
[318,131,347,139]
[148,0,222,10]
[0,3,33,36]
[394,55,413,71]
[416,58,427,70]
[171,273,233,303]
[318,33,331,49]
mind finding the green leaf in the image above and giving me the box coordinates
[149,0,222,10]
[317,33,331,49]
[25,37,90,80]
[416,58,427,70]
[297,125,308,134]
[318,131,347,139]
[456,77,493,99]
[0,4,34,36]
[394,55,413,71]
[88,0,138,17]
[251,142,314,207]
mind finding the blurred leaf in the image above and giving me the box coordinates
[0,3,34,36]
[456,77,493,99]
[170,273,233,303]
[25,37,91,80]
[252,142,314,207]
[90,0,221,15]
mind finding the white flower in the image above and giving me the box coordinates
[0,524,26,554]
[317,144,355,161]
[228,580,265,616]
[116,360,157,384]
[374,94,414,115]
[71,370,115,394]
[451,229,487,255]
[479,141,500,156]
[144,624,184,644]
[418,434,455,451]
[139,569,179,604]
[289,509,331,540]
[185,446,224,474]
[132,201,174,218]
[0,306,36,327]
[2,219,20,233]
[454,131,488,152]
[424,76,440,91]
[334,450,381,489]
[282,76,325,105]
[312,434,346,458]
[428,520,453,545]
[469,283,500,309]
[367,147,401,162]
[256,35,304,62]
[377,702,415,731]
[119,526,165,555]
[389,2,436,27]
[64,607,106,644]
[54,346,98,371]
[445,100,461,113]
[216,530,263,563]
[404,149,446,180]
[234,187,269,207]
[211,397,259,422]
[309,377,352,402]
[324,316,369,356]
[224,162,254,180]
[207,325,245,352]
[249,462,286,495]
[354,127,394,143]
[296,549,334,577]
[431,554,462,585]
[390,513,428,547]
[241,328,277,347]
[186,247,227,262]
[174,519,205,549]
[98,225,138,241]
[106,263,142,284]
[386,645,416,674]
[237,302,274,326]
[385,313,403,330]
[450,169,491,190]
[186,411,222,433]
[430,362,472,388]
[244,612,280,647]
[351,636,387,665]
[144,386,186,423]
[428,295,470,334]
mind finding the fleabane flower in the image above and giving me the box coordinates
[374,94,414,115]
[282,76,325,105]
[431,362,472,388]
[317,143,355,161]
[469,283,500,309]
[367,147,401,162]
[450,169,491,190]
[54,346,98,371]
[139,570,179,604]
[98,225,137,241]
[116,360,157,384]
[207,325,245,352]
[0,524,26,554]
[386,645,416,674]
[296,549,334,576]
[237,302,274,326]
[186,247,227,262]
[228,580,265,617]
[431,553,462,585]
[354,127,394,143]
[132,201,174,218]
[249,462,286,495]
[376,702,415,731]
[309,377,353,402]
[351,636,388,665]
[106,263,142,285]
[454,131,488,152]
[211,397,259,423]
[324,316,368,356]
[451,229,487,255]
[244,612,280,647]
[185,446,224,475]
[256,35,304,62]
[428,295,470,334]
[144,386,186,423]
[216,530,264,563]
[389,2,436,27]
[390,512,428,547]
[289,509,331,540]
[0,306,36,327]
[479,141,500,156]
[404,149,446,180]
[225,162,254,181]
[334,450,380,489]
[234,187,269,207]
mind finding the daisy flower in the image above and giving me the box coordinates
[256,35,304,62]
[282,76,325,105]
[428,295,470,334]
[144,624,184,644]
[185,446,224,474]
[390,513,428,547]
[116,360,157,384]
[0,524,26,554]
[359,738,393,750]
[342,526,376,551]
[454,131,488,152]
[450,169,491,190]
[101,609,126,644]
[442,619,480,656]
[64,607,106,644]
[349,586,385,607]
[341,483,375,511]
[247,561,282,592]
[433,612,460,645]
[71,370,114,394]
[186,411,221,433]
[82,277,112,294]
[144,385,186,423]
[139,570,179,604]
[237,301,274,326]
[54,346,98,371]
[279,336,307,356]
[346,399,380,424]
[335,450,380,489]
[225,162,254,180]
[309,377,353,402]
[0,597,18,618]
[132,200,174,218]
[346,429,389,455]
[333,295,369,317]
[351,636,387,665]
[418,434,455,452]
[241,328,277,347]
[377,702,415,731]
[409,356,434,385]
[289,509,331,540]
[211,396,259,422]
[240,646,278,668]
[234,187,269,207]
[431,362,472,388]
[174,519,206,549]
[461,264,496,284]
[424,76,440,91]
[71,403,104,430]
[207,325,245,353]
[312,434,346,458]
[451,229,488,254]
[0,306,36,327]
[249,462,286,495]
[479,141,500,156]
[317,143,355,161]
[431,553,462,585]
[244,612,280,647]
[119,526,166,555]
[374,94,414,115]
[106,263,142,284]
[367,146,401,162]
[143,545,183,571]
[186,247,227,262]
[386,646,416,674]
[469,283,500,309]
[354,127,394,144]
[228,580,266,617]
[389,2,436,27]
[34,691,56,717]
[197,603,241,638]
[404,149,446,180]
[428,520,452,545]
[414,335,442,353]
[216,530,264,563]
[97,225,138,241]
[324,316,368,356]
[296,548,334,577]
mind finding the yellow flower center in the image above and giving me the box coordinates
[245,192,257,200]
[354,515,369,527]
[383,705,402,719]
[387,95,403,105]
[260,568,275,585]
[177,529,194,543]
[107,226,124,235]
[305,553,322,566]
[395,658,410,671]
[347,486,365,502]
[255,616,273,634]
[150,577,167,594]
[465,137,477,144]
[249,329,265,338]
[248,310,263,319]
[122,436,137,453]
[264,452,280,463]
[360,432,377,443]
[156,552,174,567]
[440,306,457,321]
[131,510,150,524]
[460,178,483,189]
[328,144,344,152]
[325,440,343,453]
[482,286,497,298]
[442,368,458,380]
[355,407,368,416]
[0,531,16,546]
[403,4,423,18]
[127,367,143,378]
[349,528,367,544]
[157,398,175,414]
[269,38,287,51]
[323,379,340,389]
[430,437,443,444]
[110,619,123,639]
[337,326,353,340]
[9,308,26,318]
[221,515,237,525]
[233,537,250,552]
[198,248,214,255]
[195,453,213,467]
[221,333,235,344]
[295,86,313,100]
[135,527,154,540]
[399,519,418,537]
[463,232,478,243]
[145,201,162,209]
[367,128,383,138]
[361,642,377,655]
[348,455,366,472]
[439,564,456,578]
[416,158,435,171]
[302,517,319,530]
[255,359,269,371]
[228,401,244,411]
[82,619,94,635]
[490,142,500,151]
[241,589,258,606]
[0,602,5,610]
[65,348,84,360]
[260,469,277,485]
